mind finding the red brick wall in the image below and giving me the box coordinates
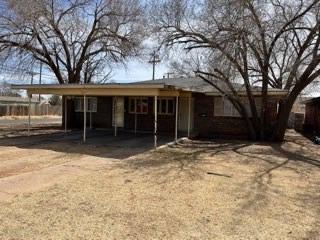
[65,96,176,133]
[304,102,320,133]
[124,97,176,133]
[193,93,279,139]
[65,96,112,129]
[64,94,280,139]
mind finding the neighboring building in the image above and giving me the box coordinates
[291,96,311,114]
[288,96,311,130]
[12,77,287,143]
[303,97,320,134]
[0,96,39,116]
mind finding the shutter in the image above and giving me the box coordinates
[91,98,97,112]
[224,98,233,116]
[214,97,224,116]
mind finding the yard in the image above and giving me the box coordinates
[0,127,319,239]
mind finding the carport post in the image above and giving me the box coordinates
[134,113,137,135]
[175,96,179,143]
[28,94,31,136]
[187,96,191,138]
[154,96,158,148]
[90,111,92,129]
[83,95,87,142]
[114,96,117,137]
[64,96,67,133]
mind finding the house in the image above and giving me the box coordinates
[0,96,39,116]
[11,77,287,145]
[288,96,311,130]
[303,96,320,134]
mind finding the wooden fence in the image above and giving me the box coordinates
[0,104,61,116]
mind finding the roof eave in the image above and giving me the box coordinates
[11,83,168,90]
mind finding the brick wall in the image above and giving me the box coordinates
[124,97,176,133]
[193,93,279,139]
[65,96,176,133]
[304,101,320,133]
[65,96,112,129]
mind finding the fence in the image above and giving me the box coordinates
[0,104,61,116]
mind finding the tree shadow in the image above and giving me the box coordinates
[225,133,320,235]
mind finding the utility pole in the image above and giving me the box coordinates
[29,71,34,85]
[39,62,43,101]
[148,51,161,81]
[166,72,174,79]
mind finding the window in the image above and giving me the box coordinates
[214,97,261,117]
[129,97,148,114]
[74,97,97,112]
[157,98,175,115]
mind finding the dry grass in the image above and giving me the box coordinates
[0,130,319,239]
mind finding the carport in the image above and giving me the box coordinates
[11,84,193,147]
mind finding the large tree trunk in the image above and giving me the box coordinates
[272,95,297,141]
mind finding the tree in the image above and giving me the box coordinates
[0,0,144,84]
[0,81,21,96]
[152,0,320,141]
[48,95,61,106]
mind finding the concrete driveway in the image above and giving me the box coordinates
[0,128,172,202]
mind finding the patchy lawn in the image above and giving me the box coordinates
[0,130,319,239]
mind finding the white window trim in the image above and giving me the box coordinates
[128,97,148,114]
[157,97,175,115]
[214,96,261,118]
[74,97,97,113]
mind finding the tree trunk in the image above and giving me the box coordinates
[272,97,296,141]
[243,114,258,140]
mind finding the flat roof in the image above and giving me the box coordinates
[10,83,182,97]
[11,83,169,90]
[11,79,289,97]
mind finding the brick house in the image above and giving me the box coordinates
[12,77,287,145]
[303,97,320,134]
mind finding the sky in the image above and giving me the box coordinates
[111,60,169,83]
[0,59,170,85]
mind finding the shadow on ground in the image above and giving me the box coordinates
[0,127,173,159]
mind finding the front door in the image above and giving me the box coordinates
[112,97,124,128]
[178,97,194,132]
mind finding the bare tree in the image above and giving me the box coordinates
[0,81,21,96]
[0,0,144,84]
[152,0,320,141]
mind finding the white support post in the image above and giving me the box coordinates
[114,97,117,137]
[154,96,158,148]
[188,96,191,138]
[134,113,137,135]
[175,96,179,143]
[83,95,87,142]
[64,96,67,133]
[28,94,31,136]
[90,111,92,129]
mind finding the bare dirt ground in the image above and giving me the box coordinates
[0,128,319,240]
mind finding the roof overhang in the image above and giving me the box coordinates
[205,90,288,97]
[11,84,185,97]
[302,96,320,104]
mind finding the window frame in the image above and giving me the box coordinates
[74,97,97,113]
[214,96,259,118]
[157,97,175,115]
[128,97,149,114]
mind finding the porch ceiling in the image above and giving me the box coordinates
[11,84,185,97]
